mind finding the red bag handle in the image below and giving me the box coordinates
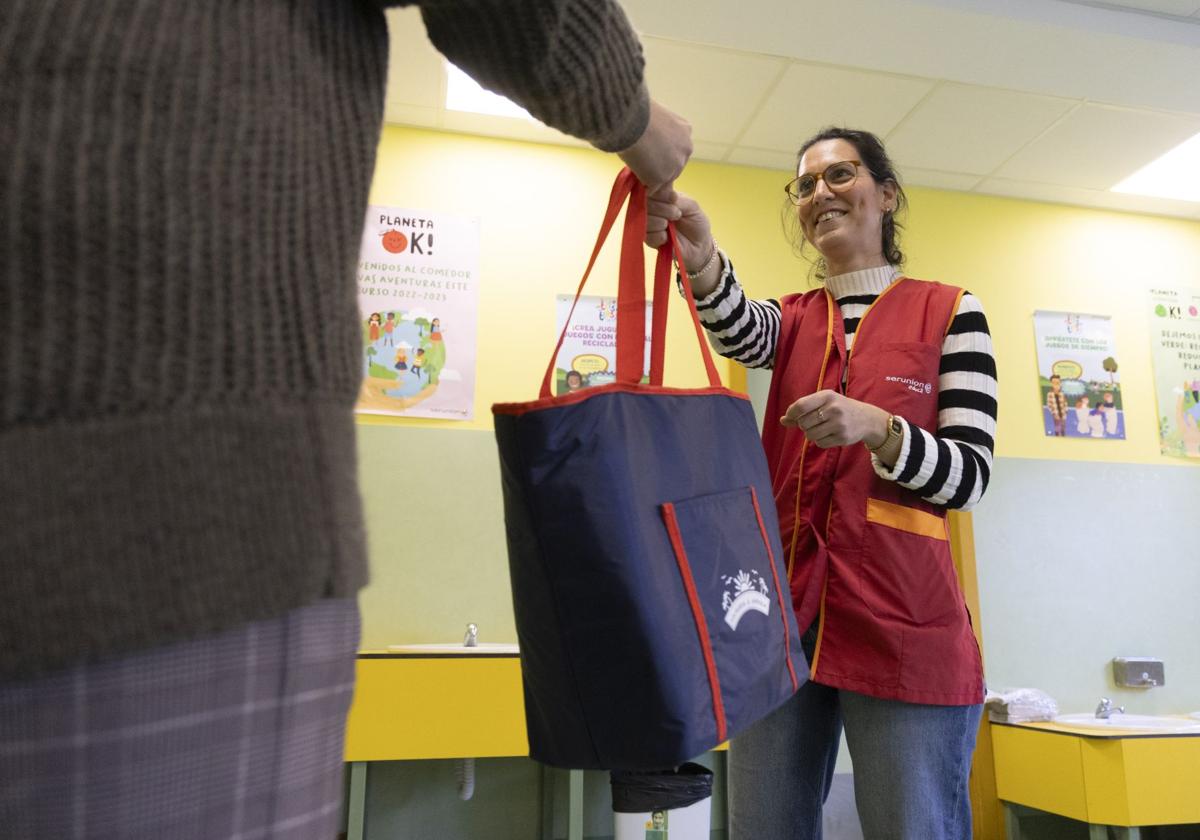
[539,168,722,398]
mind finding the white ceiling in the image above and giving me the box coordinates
[383,0,1200,220]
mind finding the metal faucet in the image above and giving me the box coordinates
[464,623,478,648]
[1095,697,1125,719]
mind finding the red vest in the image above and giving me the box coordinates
[761,278,983,705]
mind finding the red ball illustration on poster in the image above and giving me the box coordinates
[381,229,408,254]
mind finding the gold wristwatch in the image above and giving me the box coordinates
[868,414,902,453]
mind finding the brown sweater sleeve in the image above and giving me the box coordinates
[397,0,650,151]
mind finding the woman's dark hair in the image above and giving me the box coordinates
[783,126,907,281]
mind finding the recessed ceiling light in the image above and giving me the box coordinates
[1111,130,1200,203]
[444,62,533,121]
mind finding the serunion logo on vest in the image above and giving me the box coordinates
[721,570,771,630]
[884,374,933,395]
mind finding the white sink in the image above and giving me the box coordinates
[386,642,519,654]
[1054,712,1200,732]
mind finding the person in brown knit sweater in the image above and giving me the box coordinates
[0,1,691,836]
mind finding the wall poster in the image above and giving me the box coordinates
[1148,287,1200,459]
[1032,310,1125,440]
[553,295,652,395]
[355,207,479,420]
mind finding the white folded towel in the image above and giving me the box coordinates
[985,688,1059,723]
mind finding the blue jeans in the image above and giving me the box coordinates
[728,678,982,839]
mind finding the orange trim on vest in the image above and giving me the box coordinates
[809,577,830,675]
[844,275,902,391]
[865,498,950,542]
[944,288,966,340]
[808,500,836,677]
[786,295,835,581]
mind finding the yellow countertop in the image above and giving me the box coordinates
[991,720,1200,826]
[344,649,729,763]
[344,650,528,762]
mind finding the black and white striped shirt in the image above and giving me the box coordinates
[695,259,997,511]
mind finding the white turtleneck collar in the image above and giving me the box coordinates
[824,264,901,300]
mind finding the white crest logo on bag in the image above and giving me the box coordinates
[721,570,770,630]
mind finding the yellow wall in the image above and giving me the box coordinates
[363,125,1200,467]
[902,188,1200,466]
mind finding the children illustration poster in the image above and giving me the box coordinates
[355,206,479,420]
[554,295,652,395]
[1032,311,1125,440]
[1148,287,1200,459]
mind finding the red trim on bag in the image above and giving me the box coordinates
[648,244,672,386]
[541,170,638,398]
[615,179,649,385]
[750,487,800,692]
[660,502,728,744]
[538,169,721,398]
[669,226,723,388]
[492,382,749,417]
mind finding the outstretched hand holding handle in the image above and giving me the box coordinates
[617,99,693,192]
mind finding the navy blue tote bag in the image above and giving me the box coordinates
[493,169,807,770]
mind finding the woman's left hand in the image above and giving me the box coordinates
[781,390,890,449]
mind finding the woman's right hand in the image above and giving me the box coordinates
[645,188,710,262]
[645,188,721,296]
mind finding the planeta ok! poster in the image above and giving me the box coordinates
[355,206,480,420]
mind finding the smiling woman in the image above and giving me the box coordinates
[644,127,999,840]
[782,130,907,280]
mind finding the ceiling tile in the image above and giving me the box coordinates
[641,38,786,145]
[384,7,444,109]
[623,0,1200,117]
[691,141,731,162]
[977,176,1200,219]
[737,63,936,152]
[725,147,797,172]
[992,104,1200,190]
[901,167,984,192]
[887,84,1076,175]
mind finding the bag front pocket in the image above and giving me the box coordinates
[659,485,799,742]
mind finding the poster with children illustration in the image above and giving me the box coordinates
[1148,287,1200,459]
[1032,311,1125,440]
[355,206,479,420]
[554,295,653,395]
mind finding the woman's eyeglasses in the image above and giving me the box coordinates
[784,160,862,205]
